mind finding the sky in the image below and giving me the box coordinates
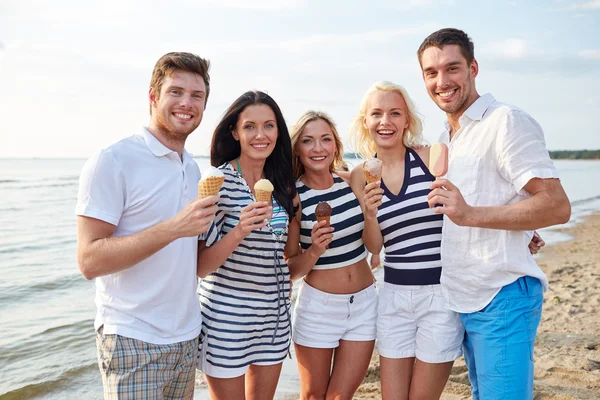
[1,0,599,158]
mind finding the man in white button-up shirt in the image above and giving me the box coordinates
[418,29,571,400]
[76,52,219,398]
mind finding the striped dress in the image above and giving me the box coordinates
[296,175,367,269]
[377,148,443,285]
[197,163,291,372]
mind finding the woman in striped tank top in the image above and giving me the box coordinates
[349,81,463,400]
[195,91,297,400]
[284,111,378,399]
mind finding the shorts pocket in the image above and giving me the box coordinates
[96,328,117,375]
[524,303,542,361]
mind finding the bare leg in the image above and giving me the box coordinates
[408,359,453,400]
[246,362,284,400]
[380,356,415,400]
[206,374,245,400]
[295,343,334,399]
[326,339,375,400]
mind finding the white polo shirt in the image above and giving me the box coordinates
[438,94,559,313]
[76,128,202,344]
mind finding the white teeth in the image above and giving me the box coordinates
[311,157,326,161]
[174,113,192,119]
[439,90,455,98]
[252,144,268,148]
[377,130,394,135]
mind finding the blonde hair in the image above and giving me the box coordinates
[349,81,424,159]
[290,111,348,179]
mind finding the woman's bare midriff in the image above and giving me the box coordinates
[303,257,374,294]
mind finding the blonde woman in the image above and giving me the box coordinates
[349,81,463,399]
[284,111,377,400]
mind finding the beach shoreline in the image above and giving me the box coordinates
[281,212,600,400]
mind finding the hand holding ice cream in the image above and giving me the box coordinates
[312,201,334,251]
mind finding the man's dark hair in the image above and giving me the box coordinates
[417,28,475,67]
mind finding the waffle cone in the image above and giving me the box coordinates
[255,189,272,203]
[198,176,225,199]
[364,170,381,184]
[316,215,330,226]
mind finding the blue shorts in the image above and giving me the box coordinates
[460,276,543,400]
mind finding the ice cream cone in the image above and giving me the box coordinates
[198,176,225,199]
[363,159,383,184]
[254,179,274,203]
[316,215,330,226]
[255,190,272,202]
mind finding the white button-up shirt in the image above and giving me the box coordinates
[76,128,202,344]
[438,93,559,313]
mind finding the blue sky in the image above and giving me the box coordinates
[0,0,599,158]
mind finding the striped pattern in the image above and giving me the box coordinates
[198,163,291,371]
[96,326,198,399]
[297,175,367,270]
[378,149,443,285]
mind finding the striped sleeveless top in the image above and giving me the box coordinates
[377,148,443,285]
[197,162,291,371]
[297,175,367,270]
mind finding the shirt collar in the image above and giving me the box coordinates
[441,93,496,142]
[463,93,495,122]
[139,127,193,161]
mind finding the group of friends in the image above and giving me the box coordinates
[76,28,572,400]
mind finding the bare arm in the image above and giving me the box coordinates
[350,166,384,254]
[77,195,219,280]
[286,217,334,282]
[197,201,271,278]
[428,178,570,230]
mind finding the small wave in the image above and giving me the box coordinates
[0,237,76,255]
[0,179,20,184]
[0,273,85,306]
[6,181,79,190]
[571,194,600,207]
[0,363,98,400]
[0,319,93,364]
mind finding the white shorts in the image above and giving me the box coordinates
[198,358,281,379]
[292,281,378,348]
[377,282,463,363]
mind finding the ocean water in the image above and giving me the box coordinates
[0,157,598,400]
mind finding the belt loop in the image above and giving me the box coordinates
[523,276,530,295]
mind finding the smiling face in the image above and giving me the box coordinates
[149,69,206,142]
[363,90,410,151]
[233,104,278,162]
[420,44,479,118]
[296,118,338,175]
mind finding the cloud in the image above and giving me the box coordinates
[386,0,456,9]
[482,38,530,59]
[570,0,600,9]
[478,39,600,76]
[578,49,600,59]
[181,0,306,9]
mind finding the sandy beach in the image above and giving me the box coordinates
[350,212,600,400]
